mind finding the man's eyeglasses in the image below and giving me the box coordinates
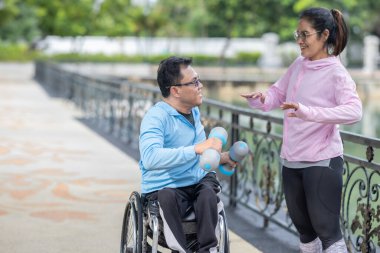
[166,78,202,89]
[293,31,320,41]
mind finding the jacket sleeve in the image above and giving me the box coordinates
[139,110,197,170]
[294,73,362,124]
[247,58,300,112]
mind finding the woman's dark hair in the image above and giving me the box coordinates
[157,56,192,98]
[300,7,348,56]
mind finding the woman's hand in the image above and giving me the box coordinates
[280,102,299,117]
[240,92,266,104]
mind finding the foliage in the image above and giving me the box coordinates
[26,0,96,36]
[0,2,40,43]
[0,42,40,61]
[234,52,262,65]
[150,0,380,40]
[92,0,147,36]
[0,0,379,47]
[35,52,261,66]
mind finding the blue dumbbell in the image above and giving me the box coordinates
[208,127,228,147]
[218,141,249,176]
[199,148,221,172]
[199,127,228,172]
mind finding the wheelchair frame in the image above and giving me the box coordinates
[120,191,230,253]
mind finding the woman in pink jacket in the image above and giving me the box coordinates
[242,7,362,253]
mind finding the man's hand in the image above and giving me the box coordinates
[240,92,266,104]
[194,138,222,154]
[220,152,237,168]
[280,102,299,117]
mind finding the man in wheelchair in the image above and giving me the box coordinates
[138,56,236,253]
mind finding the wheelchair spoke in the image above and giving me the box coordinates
[121,202,139,253]
[127,206,137,252]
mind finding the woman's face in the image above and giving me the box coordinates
[295,18,329,61]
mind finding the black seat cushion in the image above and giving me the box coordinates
[183,205,196,222]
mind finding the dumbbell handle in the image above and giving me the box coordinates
[218,141,249,176]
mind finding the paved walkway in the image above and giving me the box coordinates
[0,63,261,252]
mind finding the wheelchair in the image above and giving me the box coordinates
[120,191,230,253]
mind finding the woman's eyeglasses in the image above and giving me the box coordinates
[293,31,320,41]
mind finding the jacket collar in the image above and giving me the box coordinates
[301,56,339,70]
[156,101,192,116]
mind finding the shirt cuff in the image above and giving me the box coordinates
[183,145,197,161]
[294,102,310,120]
[248,97,264,108]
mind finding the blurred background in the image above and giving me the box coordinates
[1,0,379,137]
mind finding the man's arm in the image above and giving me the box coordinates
[219,152,237,168]
[139,111,222,170]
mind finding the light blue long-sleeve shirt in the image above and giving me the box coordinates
[139,101,207,193]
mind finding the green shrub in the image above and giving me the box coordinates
[143,54,172,64]
[0,45,262,66]
[234,51,261,65]
[0,42,40,61]
[38,53,130,62]
[184,54,220,66]
[41,53,223,65]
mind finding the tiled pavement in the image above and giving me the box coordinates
[0,63,262,253]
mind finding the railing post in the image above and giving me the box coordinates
[127,87,134,144]
[109,92,115,134]
[229,112,239,207]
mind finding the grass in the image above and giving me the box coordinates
[0,43,40,61]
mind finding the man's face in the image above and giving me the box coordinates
[176,65,203,108]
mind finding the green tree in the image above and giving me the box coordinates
[200,0,297,62]
[26,0,95,37]
[0,1,40,42]
[93,0,143,36]
[2,0,380,51]
[133,3,167,36]
[146,0,197,37]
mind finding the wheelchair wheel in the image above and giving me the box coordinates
[120,191,143,253]
[219,210,230,253]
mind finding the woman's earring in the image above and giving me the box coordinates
[327,44,334,55]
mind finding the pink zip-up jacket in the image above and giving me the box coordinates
[247,56,362,162]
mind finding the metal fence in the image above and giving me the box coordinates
[35,61,380,253]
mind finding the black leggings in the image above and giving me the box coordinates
[282,156,344,250]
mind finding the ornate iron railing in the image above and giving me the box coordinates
[35,61,380,253]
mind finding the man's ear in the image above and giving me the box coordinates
[170,86,181,98]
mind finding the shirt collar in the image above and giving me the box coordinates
[156,101,188,116]
[301,56,339,70]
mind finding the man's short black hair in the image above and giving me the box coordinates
[157,56,192,98]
